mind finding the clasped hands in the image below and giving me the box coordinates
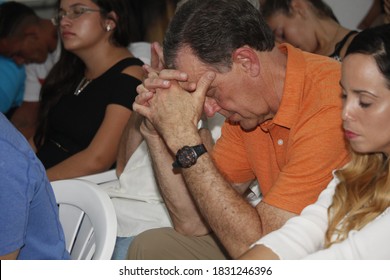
[133,43,216,151]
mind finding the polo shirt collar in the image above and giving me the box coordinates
[271,43,306,129]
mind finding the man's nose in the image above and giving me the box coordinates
[204,98,221,117]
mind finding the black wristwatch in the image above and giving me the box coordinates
[172,144,207,169]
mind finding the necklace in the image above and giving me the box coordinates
[74,77,92,96]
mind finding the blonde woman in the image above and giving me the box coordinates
[240,24,390,260]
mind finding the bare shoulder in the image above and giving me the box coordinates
[121,62,144,81]
[256,201,297,234]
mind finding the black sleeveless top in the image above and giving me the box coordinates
[37,57,143,169]
[329,31,359,61]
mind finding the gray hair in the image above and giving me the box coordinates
[164,0,274,70]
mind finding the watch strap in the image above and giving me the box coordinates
[193,144,207,157]
[172,144,207,169]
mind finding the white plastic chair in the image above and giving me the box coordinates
[51,179,117,260]
[77,169,117,184]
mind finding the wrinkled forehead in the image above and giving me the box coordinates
[173,45,225,83]
[174,47,208,82]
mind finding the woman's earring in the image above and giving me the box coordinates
[106,25,111,32]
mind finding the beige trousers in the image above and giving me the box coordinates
[127,227,230,260]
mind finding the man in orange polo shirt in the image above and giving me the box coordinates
[129,0,349,259]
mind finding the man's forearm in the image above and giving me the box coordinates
[142,127,210,235]
[161,124,263,258]
[180,154,263,258]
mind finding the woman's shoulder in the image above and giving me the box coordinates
[330,30,359,61]
[120,58,144,81]
[101,57,143,82]
[108,57,144,73]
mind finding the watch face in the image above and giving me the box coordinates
[176,146,197,168]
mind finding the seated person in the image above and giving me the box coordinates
[240,24,390,260]
[127,0,349,260]
[262,0,358,61]
[0,55,25,117]
[104,0,262,259]
[0,1,150,140]
[0,113,69,260]
[32,0,145,181]
[101,111,231,259]
[0,1,59,139]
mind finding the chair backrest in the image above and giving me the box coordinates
[51,179,117,260]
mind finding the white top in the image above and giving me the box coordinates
[24,41,61,102]
[99,141,173,237]
[23,42,151,102]
[252,171,390,259]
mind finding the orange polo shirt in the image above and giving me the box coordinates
[212,44,349,214]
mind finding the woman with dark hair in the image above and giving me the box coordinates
[240,24,390,259]
[262,0,358,61]
[33,0,144,181]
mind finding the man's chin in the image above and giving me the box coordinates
[239,122,258,132]
[227,117,259,132]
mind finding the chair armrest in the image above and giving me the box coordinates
[77,169,117,185]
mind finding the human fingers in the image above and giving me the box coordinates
[139,117,159,137]
[193,71,216,103]
[158,69,189,81]
[185,71,216,121]
[151,42,165,71]
[133,97,152,119]
[143,75,171,91]
[178,81,197,92]
[142,68,189,91]
[143,64,160,78]
[135,87,154,106]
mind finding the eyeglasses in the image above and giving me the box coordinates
[51,5,102,26]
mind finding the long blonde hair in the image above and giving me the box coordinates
[325,151,390,247]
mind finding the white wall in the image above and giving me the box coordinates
[9,0,375,29]
[11,0,56,19]
[324,0,373,30]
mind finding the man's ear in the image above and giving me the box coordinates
[232,47,260,77]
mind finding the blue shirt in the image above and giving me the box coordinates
[0,113,70,259]
[0,56,26,113]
